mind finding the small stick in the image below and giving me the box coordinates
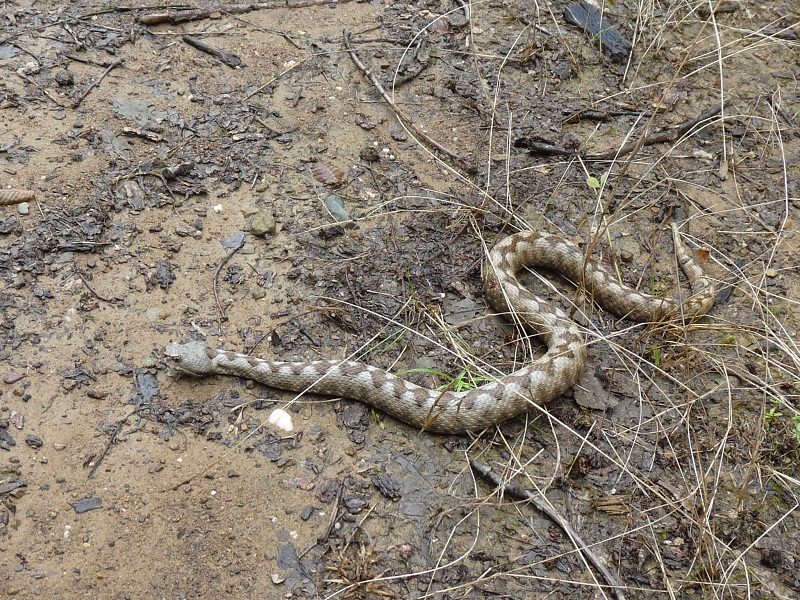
[297,479,345,559]
[139,0,358,25]
[78,4,192,19]
[64,53,118,67]
[213,237,246,321]
[16,73,65,107]
[76,268,114,303]
[320,480,344,542]
[88,412,133,479]
[182,35,242,68]
[772,96,798,137]
[469,458,627,600]
[342,30,470,171]
[73,59,124,109]
[589,105,721,161]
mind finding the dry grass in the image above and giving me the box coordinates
[164,2,800,598]
[307,1,800,598]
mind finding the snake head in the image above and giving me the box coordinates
[164,341,215,375]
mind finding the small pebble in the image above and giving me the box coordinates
[271,572,287,584]
[17,202,29,215]
[3,372,24,384]
[250,210,276,236]
[323,195,353,226]
[25,434,44,448]
[9,410,23,429]
[54,69,75,86]
[70,497,102,514]
[222,231,246,249]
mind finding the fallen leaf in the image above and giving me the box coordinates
[311,162,342,185]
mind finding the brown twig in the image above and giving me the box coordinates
[213,237,246,321]
[64,53,119,67]
[182,35,242,68]
[76,268,114,303]
[16,72,65,107]
[342,30,470,172]
[297,479,344,559]
[79,4,193,20]
[771,96,799,138]
[562,108,654,124]
[73,59,124,109]
[139,0,357,25]
[469,458,627,600]
[88,412,134,479]
[321,480,345,542]
[588,105,721,161]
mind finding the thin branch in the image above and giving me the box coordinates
[469,458,627,600]
[342,29,470,172]
[213,237,246,321]
[589,105,721,161]
[76,268,114,303]
[138,0,358,25]
[88,409,136,479]
[182,35,242,68]
[73,59,124,108]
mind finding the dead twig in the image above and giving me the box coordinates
[588,105,721,161]
[64,52,121,67]
[342,30,470,172]
[73,59,124,109]
[139,0,357,25]
[321,480,345,541]
[469,458,627,600]
[562,108,654,123]
[213,237,246,321]
[182,35,242,68]
[88,410,136,479]
[78,4,192,20]
[298,479,344,559]
[771,96,799,138]
[76,268,114,303]
[16,72,65,107]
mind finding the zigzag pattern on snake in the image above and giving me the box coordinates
[166,223,715,434]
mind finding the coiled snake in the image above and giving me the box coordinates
[166,224,714,433]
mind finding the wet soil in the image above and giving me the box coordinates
[1,0,799,598]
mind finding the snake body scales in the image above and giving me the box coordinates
[166,224,714,433]
[0,189,35,205]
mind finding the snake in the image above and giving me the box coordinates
[0,189,35,205]
[165,223,714,434]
